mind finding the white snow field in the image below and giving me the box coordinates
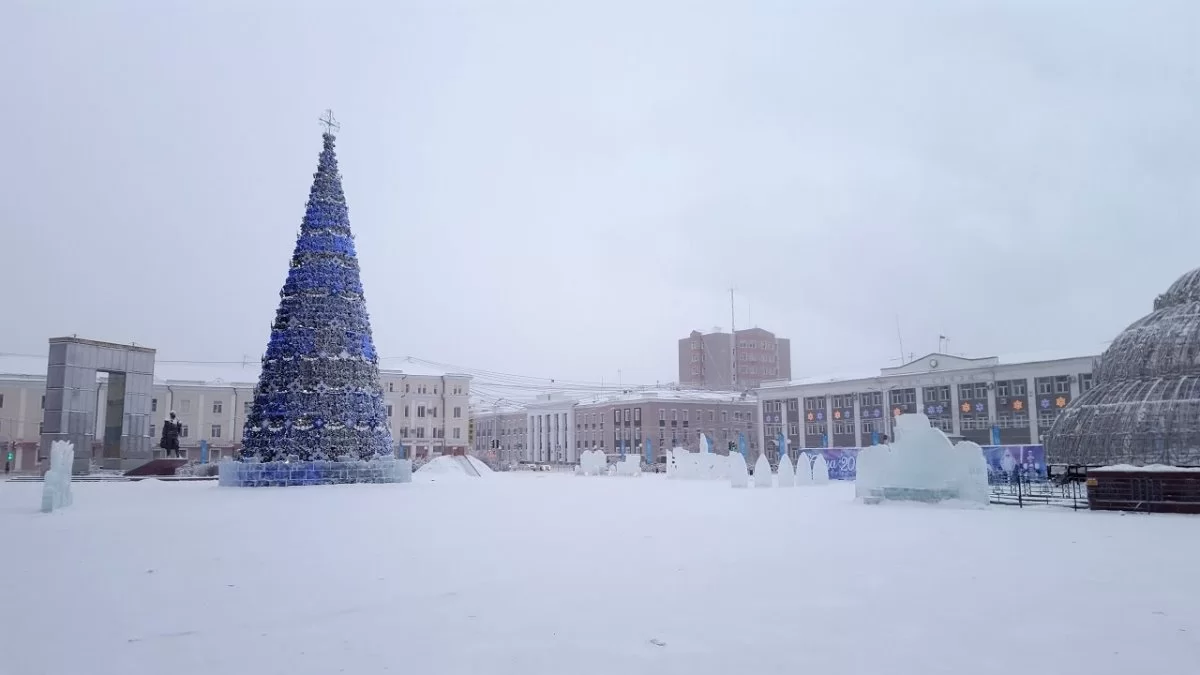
[2,474,1198,675]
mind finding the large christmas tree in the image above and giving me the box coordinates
[240,120,393,463]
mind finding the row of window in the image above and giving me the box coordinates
[777,374,1095,413]
[384,382,465,395]
[385,405,464,419]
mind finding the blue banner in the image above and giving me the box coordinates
[737,431,747,459]
[777,432,787,460]
[991,426,1002,446]
[645,438,653,464]
[619,439,626,456]
[199,440,209,464]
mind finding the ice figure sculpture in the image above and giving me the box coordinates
[753,453,772,488]
[795,453,813,486]
[614,454,642,477]
[812,454,830,485]
[699,433,711,454]
[776,453,795,487]
[40,441,75,513]
[578,449,608,476]
[729,451,749,488]
[856,413,989,505]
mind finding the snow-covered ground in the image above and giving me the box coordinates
[1,474,1197,675]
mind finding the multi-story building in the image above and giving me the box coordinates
[470,404,527,467]
[679,327,792,391]
[471,389,760,466]
[754,351,1097,457]
[0,354,470,470]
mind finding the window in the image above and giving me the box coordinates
[453,428,461,439]
[634,408,641,422]
[889,389,916,405]
[417,406,426,418]
[150,398,157,412]
[930,417,953,433]
[416,427,425,439]
[624,408,631,422]
[658,409,666,422]
[1054,376,1071,394]
[861,419,881,433]
[244,401,252,414]
[788,422,799,436]
[1011,380,1027,396]
[431,407,438,418]
[805,423,827,436]
[211,424,222,438]
[721,410,728,422]
[958,384,986,400]
[1036,378,1054,395]
[996,381,1010,397]
[708,410,715,422]
[833,420,854,435]
[149,424,156,438]
[671,409,678,422]
[386,405,394,417]
[1037,409,1057,430]
[1080,373,1094,393]
[404,383,410,393]
[181,425,190,438]
[41,395,45,409]
[433,386,438,395]
[213,401,223,414]
[453,406,462,418]
[180,399,191,413]
[860,391,882,407]
[388,382,394,392]
[683,410,689,422]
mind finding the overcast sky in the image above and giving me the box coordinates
[2,0,1198,387]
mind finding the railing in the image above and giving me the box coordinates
[989,475,1087,509]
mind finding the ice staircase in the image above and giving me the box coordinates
[454,455,482,477]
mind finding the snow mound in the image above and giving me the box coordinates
[416,455,489,479]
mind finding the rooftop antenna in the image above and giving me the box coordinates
[894,315,905,362]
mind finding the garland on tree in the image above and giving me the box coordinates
[240,130,393,462]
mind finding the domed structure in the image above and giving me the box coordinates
[1045,268,1200,466]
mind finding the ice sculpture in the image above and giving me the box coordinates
[776,453,795,487]
[729,451,749,488]
[812,454,830,485]
[578,449,608,476]
[40,441,75,513]
[614,454,642,477]
[856,413,989,505]
[795,453,813,486]
[699,433,711,454]
[753,453,772,488]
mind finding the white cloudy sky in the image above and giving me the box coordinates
[1,0,1197,386]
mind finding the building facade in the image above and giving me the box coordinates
[471,389,760,466]
[678,327,792,391]
[755,352,1096,458]
[0,358,471,471]
[470,406,527,467]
